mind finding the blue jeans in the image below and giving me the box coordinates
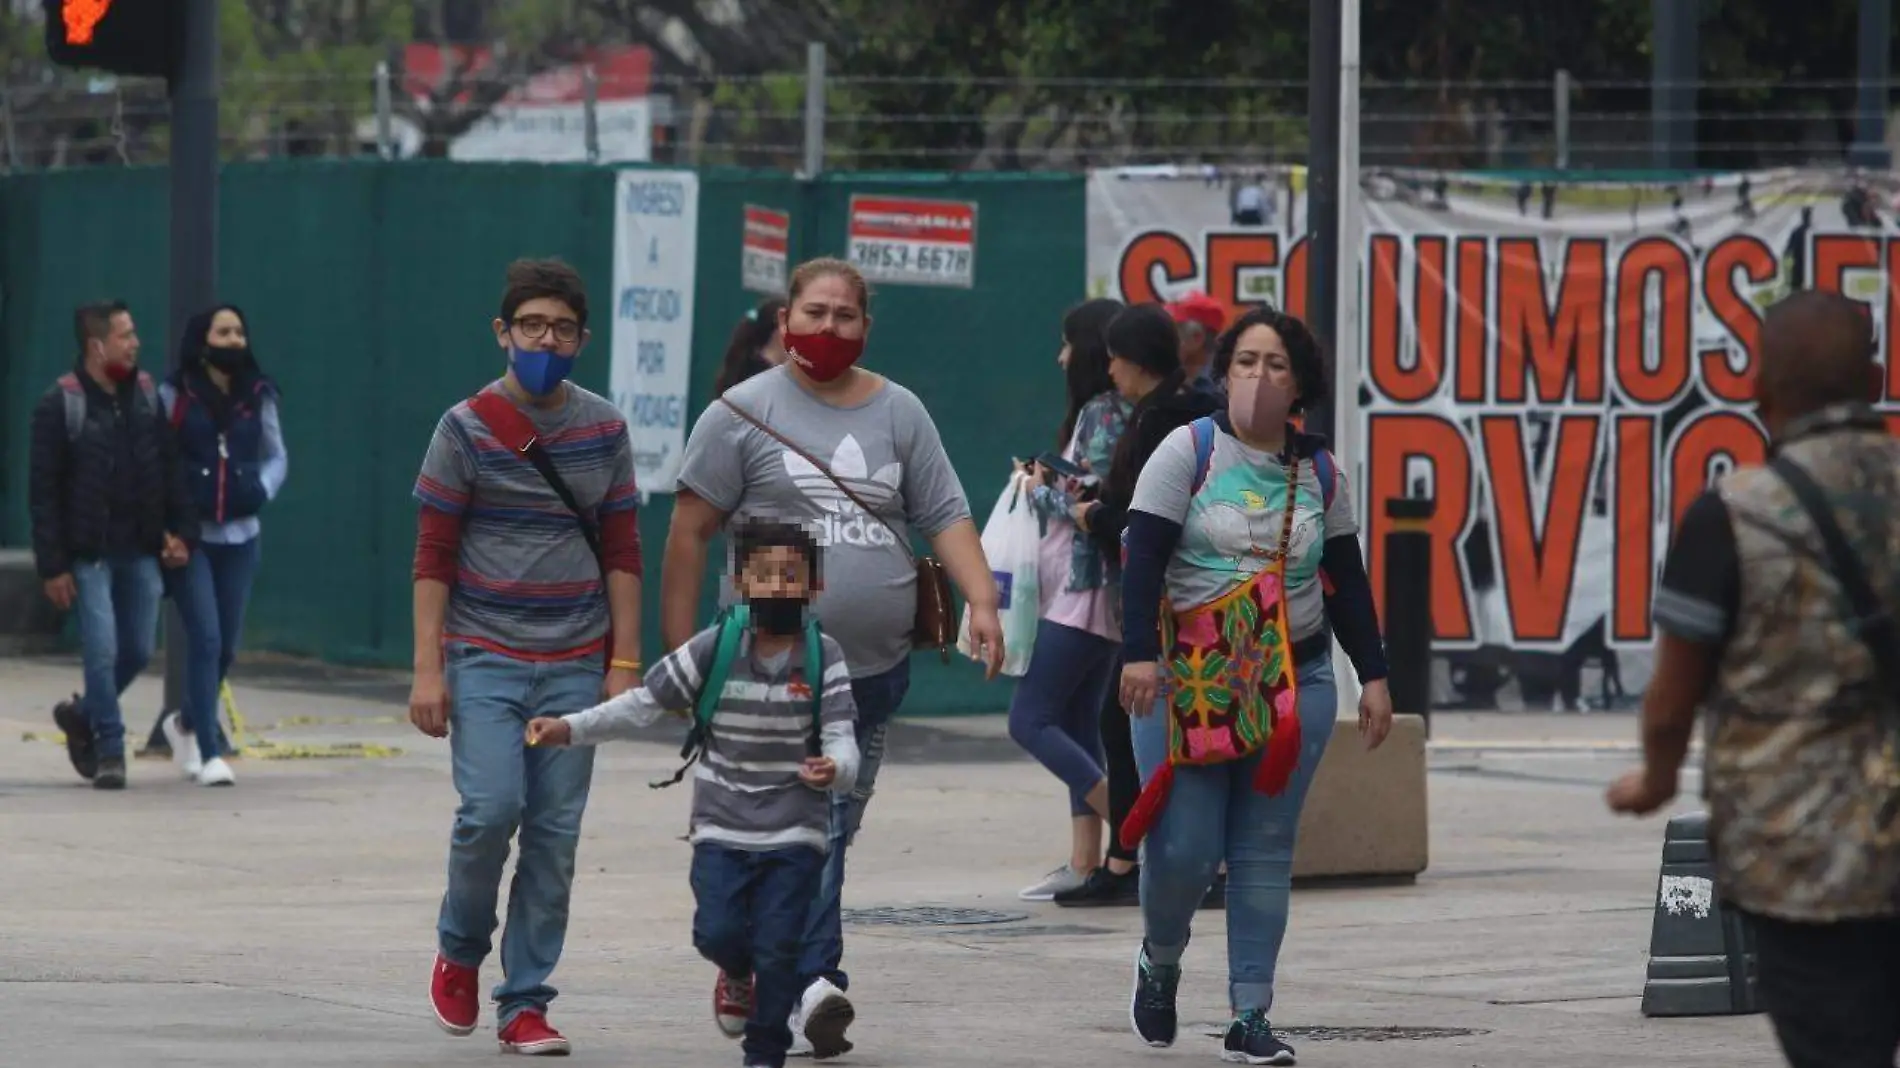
[71,554,164,761]
[693,843,828,1068]
[437,643,602,1025]
[1132,655,1336,1015]
[175,539,262,762]
[1007,619,1116,815]
[796,658,910,993]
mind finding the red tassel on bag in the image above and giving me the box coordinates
[1118,763,1175,851]
[1252,705,1303,796]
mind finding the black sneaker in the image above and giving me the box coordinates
[1054,864,1139,907]
[1128,942,1179,1047]
[1222,1010,1296,1065]
[53,696,97,780]
[1201,870,1227,910]
[93,758,126,791]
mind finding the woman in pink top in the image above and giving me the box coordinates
[1010,299,1137,901]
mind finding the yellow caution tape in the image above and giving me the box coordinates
[22,681,404,761]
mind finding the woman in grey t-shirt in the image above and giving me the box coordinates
[661,256,1005,1058]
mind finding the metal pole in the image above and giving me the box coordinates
[582,65,600,164]
[1554,69,1571,170]
[1650,0,1698,170]
[1384,497,1436,737]
[374,60,394,160]
[150,0,220,757]
[1,90,15,174]
[1331,0,1363,715]
[1305,0,1341,444]
[1854,0,1891,168]
[802,42,827,178]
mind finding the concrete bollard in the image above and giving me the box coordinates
[1639,811,1761,1017]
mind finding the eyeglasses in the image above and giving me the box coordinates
[513,315,582,344]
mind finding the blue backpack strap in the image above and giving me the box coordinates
[650,605,749,790]
[1189,416,1217,494]
[1314,448,1337,511]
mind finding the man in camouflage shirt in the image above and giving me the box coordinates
[1608,289,1900,1068]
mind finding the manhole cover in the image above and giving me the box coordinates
[1197,1024,1487,1042]
[842,906,1027,927]
[937,923,1115,938]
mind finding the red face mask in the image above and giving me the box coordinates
[103,359,137,383]
[784,330,865,383]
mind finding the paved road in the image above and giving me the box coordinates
[0,656,1777,1067]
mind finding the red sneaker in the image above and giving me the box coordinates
[429,954,480,1036]
[498,1010,571,1056]
[713,969,754,1038]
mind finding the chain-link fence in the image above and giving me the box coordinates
[1,66,1890,173]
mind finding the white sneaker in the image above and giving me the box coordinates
[791,978,854,1059]
[161,712,202,780]
[197,756,235,787]
[1018,864,1087,901]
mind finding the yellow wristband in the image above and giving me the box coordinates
[610,658,643,672]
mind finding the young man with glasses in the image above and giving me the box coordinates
[408,258,645,1056]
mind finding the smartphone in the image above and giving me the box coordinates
[1035,451,1091,480]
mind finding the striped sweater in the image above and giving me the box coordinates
[564,623,860,852]
[411,381,642,659]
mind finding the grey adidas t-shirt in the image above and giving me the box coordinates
[677,366,970,677]
[1128,424,1357,640]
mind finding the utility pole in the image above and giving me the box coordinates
[147,0,220,755]
[1305,0,1341,445]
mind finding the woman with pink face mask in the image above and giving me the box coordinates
[1114,306,1393,1065]
[663,257,1005,1060]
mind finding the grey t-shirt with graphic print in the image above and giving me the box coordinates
[1128,424,1357,641]
[677,366,971,678]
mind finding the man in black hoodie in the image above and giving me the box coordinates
[29,300,195,790]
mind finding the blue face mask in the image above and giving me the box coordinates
[510,344,575,397]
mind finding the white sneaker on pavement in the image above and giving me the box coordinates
[161,712,202,780]
[197,756,235,787]
[790,977,854,1059]
[1018,863,1087,901]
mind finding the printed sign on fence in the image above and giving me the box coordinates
[742,204,790,296]
[610,168,700,493]
[847,195,977,288]
[1087,164,1900,699]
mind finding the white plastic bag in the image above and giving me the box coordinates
[958,471,1043,677]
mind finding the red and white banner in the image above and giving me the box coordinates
[1089,164,1900,706]
[847,195,977,288]
[741,204,790,296]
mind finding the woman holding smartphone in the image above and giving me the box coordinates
[1009,298,1134,902]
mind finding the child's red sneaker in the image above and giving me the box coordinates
[714,969,754,1038]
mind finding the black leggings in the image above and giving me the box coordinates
[1099,655,1140,865]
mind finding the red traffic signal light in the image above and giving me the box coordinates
[44,0,180,80]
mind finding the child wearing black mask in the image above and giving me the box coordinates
[527,519,859,1068]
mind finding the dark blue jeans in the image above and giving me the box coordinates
[1007,619,1116,815]
[175,538,261,762]
[71,554,164,761]
[692,842,827,1068]
[796,658,910,993]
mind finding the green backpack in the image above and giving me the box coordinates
[650,603,827,789]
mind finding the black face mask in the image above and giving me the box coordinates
[203,345,251,375]
[750,597,807,636]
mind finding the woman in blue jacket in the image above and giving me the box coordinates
[158,305,287,787]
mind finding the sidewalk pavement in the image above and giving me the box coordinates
[0,655,1778,1068]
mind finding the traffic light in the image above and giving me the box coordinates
[44,0,181,80]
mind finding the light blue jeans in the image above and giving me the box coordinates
[436,643,601,1025]
[1132,655,1336,1014]
[71,554,164,761]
